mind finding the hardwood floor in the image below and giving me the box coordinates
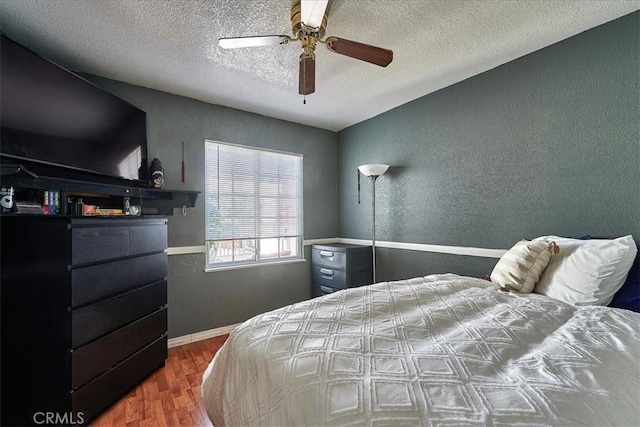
[92,335,228,426]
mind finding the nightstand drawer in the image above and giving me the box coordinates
[312,244,372,271]
[312,266,347,288]
[312,266,372,289]
[312,248,348,270]
[313,283,340,297]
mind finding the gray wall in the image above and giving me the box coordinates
[85,76,339,337]
[338,12,640,282]
[82,11,639,336]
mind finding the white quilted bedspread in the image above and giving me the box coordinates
[202,274,640,426]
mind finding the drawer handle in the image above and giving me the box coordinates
[320,251,334,258]
[320,268,334,277]
[320,285,336,294]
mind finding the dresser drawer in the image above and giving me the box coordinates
[311,244,372,271]
[129,224,167,256]
[71,223,167,266]
[311,266,372,289]
[71,308,167,390]
[72,226,129,265]
[71,252,167,307]
[71,280,167,348]
[72,335,167,423]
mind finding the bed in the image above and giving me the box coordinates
[202,237,640,426]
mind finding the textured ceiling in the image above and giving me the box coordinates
[1,0,638,131]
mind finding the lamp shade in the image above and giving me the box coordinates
[358,164,390,177]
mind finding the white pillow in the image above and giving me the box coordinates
[533,235,637,306]
[600,235,637,305]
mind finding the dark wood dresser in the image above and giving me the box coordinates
[0,216,168,426]
[311,243,373,297]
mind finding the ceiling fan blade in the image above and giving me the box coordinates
[299,54,315,95]
[324,37,393,67]
[301,0,328,28]
[218,35,291,49]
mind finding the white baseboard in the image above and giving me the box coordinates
[167,323,242,348]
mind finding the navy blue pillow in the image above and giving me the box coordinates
[609,243,640,312]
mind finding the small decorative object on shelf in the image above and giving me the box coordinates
[149,158,165,189]
[124,196,131,215]
[0,186,14,213]
[75,198,84,216]
[83,204,96,216]
[14,201,45,215]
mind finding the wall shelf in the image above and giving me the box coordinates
[1,163,199,215]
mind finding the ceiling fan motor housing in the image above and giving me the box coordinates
[300,36,316,59]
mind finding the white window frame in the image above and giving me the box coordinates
[204,140,304,271]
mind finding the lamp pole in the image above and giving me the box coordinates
[371,174,378,283]
[357,164,389,285]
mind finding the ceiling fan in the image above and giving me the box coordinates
[218,0,393,98]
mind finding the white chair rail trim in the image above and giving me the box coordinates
[167,238,507,259]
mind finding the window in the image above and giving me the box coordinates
[204,140,303,270]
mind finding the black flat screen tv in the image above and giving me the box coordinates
[0,35,148,183]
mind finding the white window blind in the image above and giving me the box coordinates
[204,140,303,269]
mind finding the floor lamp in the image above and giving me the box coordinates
[358,164,390,283]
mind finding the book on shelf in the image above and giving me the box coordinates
[43,190,49,214]
[95,208,124,216]
[43,189,61,215]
